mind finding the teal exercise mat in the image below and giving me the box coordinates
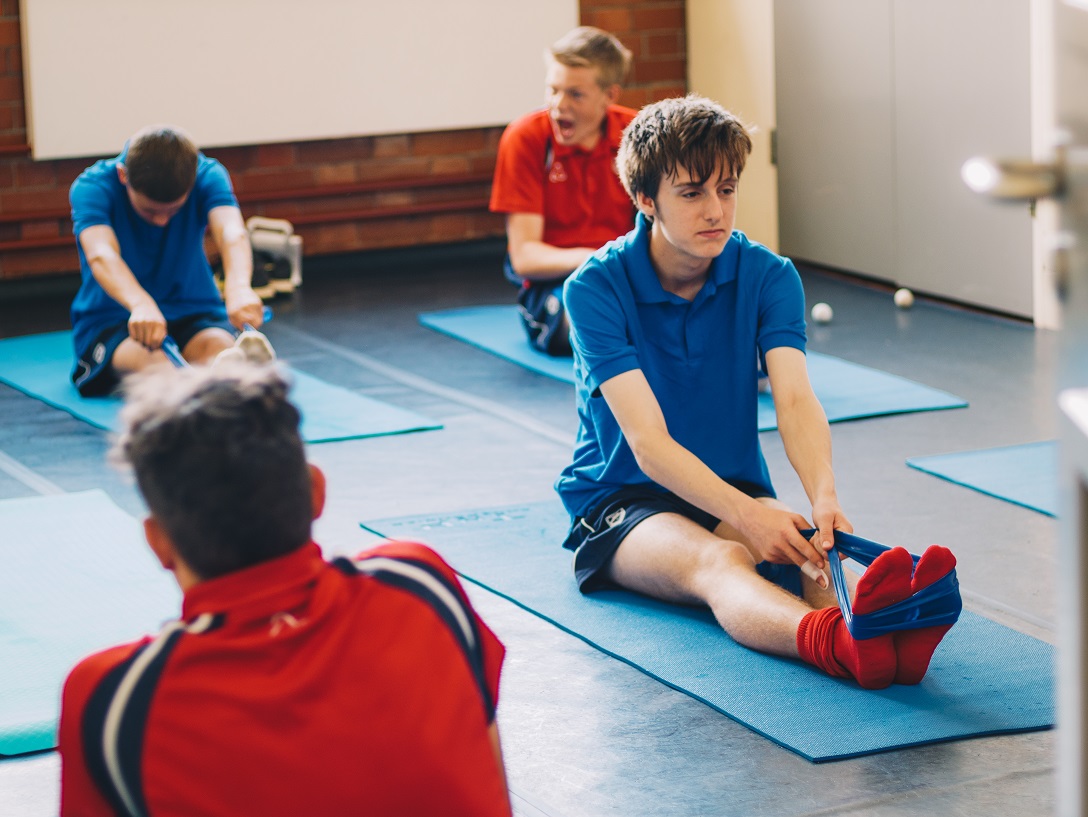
[0,330,441,443]
[418,305,968,430]
[419,305,575,383]
[362,502,1054,762]
[907,440,1058,517]
[0,491,180,757]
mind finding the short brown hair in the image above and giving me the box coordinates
[617,95,754,205]
[123,125,199,203]
[113,364,313,580]
[548,26,632,88]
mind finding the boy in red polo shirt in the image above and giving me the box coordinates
[58,364,511,817]
[490,26,637,355]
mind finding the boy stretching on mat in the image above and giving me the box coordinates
[58,365,511,817]
[490,26,637,356]
[69,124,272,396]
[556,95,956,689]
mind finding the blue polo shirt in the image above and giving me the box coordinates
[69,149,237,355]
[555,214,807,519]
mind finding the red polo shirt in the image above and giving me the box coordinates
[59,541,509,817]
[490,105,637,250]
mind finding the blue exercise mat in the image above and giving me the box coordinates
[362,501,1054,762]
[419,305,575,382]
[907,440,1058,517]
[418,305,968,430]
[0,330,440,444]
[0,491,181,757]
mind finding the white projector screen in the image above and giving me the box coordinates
[20,0,578,160]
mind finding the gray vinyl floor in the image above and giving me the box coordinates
[0,246,1061,816]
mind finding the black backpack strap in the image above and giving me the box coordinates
[334,554,496,721]
[80,613,222,817]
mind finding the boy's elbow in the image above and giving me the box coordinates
[628,437,663,481]
[85,247,119,272]
[771,385,819,421]
[221,223,250,249]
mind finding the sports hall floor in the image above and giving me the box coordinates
[0,244,1060,816]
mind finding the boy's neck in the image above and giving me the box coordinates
[575,129,602,151]
[648,224,712,301]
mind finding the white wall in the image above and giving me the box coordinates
[686,0,779,251]
[19,0,578,160]
[689,0,1062,326]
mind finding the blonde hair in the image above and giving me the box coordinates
[548,26,632,88]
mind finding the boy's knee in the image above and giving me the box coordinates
[697,538,756,578]
[183,327,235,361]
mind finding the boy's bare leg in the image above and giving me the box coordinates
[711,496,857,610]
[605,510,912,688]
[182,327,235,364]
[110,337,171,376]
[605,512,813,657]
[111,327,235,377]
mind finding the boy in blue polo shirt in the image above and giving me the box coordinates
[69,125,270,396]
[556,96,957,689]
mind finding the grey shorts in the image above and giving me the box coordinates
[562,484,803,596]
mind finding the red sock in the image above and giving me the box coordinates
[894,545,957,685]
[796,547,914,689]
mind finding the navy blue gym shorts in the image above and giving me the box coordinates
[562,484,804,597]
[72,311,234,397]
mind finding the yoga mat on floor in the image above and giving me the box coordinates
[907,441,1058,517]
[419,305,575,383]
[0,330,441,443]
[362,502,1054,762]
[418,305,968,430]
[0,491,180,757]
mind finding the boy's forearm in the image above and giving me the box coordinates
[509,240,594,279]
[777,392,839,506]
[87,252,155,313]
[219,230,254,296]
[603,371,756,529]
[632,430,754,528]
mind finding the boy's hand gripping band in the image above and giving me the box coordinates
[802,529,962,640]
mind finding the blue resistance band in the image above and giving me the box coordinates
[801,529,962,640]
[161,336,188,368]
[160,306,274,369]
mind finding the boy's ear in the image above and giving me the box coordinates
[605,83,622,104]
[635,191,657,218]
[144,516,177,571]
[116,164,128,187]
[308,463,327,521]
[144,516,203,592]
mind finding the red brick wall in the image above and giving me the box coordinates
[582,0,688,110]
[0,0,685,283]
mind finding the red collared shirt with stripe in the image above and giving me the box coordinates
[490,105,637,250]
[59,541,509,817]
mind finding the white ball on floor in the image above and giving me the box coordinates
[810,302,833,324]
[894,287,915,309]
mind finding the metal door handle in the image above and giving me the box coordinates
[962,156,1064,201]
[962,139,1067,201]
